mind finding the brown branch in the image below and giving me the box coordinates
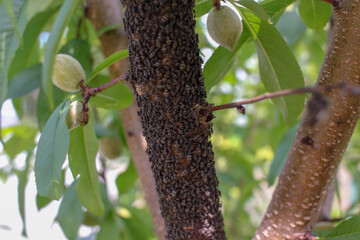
[86,0,167,239]
[255,1,360,239]
[209,87,316,112]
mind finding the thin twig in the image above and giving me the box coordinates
[209,87,316,112]
[209,82,360,113]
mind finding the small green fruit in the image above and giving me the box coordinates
[66,101,88,131]
[98,136,122,159]
[207,5,243,51]
[52,54,86,92]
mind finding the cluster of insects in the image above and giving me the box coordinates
[122,0,226,239]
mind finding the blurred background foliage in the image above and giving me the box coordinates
[1,0,360,239]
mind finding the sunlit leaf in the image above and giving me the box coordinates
[35,100,70,200]
[194,0,212,17]
[323,216,360,239]
[298,0,332,30]
[234,5,304,124]
[2,125,37,159]
[88,49,128,81]
[68,124,105,217]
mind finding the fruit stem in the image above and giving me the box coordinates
[79,72,128,112]
[212,0,222,10]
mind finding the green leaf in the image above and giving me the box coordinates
[2,125,37,159]
[323,216,360,239]
[203,0,295,92]
[267,124,298,185]
[262,0,296,22]
[0,0,28,129]
[42,0,80,109]
[3,0,22,41]
[194,0,212,17]
[7,64,41,99]
[233,0,269,21]
[35,99,70,200]
[68,124,105,217]
[15,150,32,237]
[97,212,120,240]
[56,180,84,240]
[122,207,155,239]
[235,6,305,124]
[116,161,138,194]
[8,2,61,78]
[204,30,251,92]
[88,49,128,81]
[36,82,69,131]
[36,194,52,210]
[298,0,332,30]
[89,75,133,110]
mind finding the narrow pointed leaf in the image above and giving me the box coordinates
[68,124,105,217]
[88,49,128,81]
[8,2,61,77]
[35,100,70,200]
[235,6,305,124]
[42,0,80,109]
[0,0,28,134]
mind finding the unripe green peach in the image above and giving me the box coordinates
[66,101,88,131]
[207,5,243,51]
[52,54,86,92]
[98,136,122,159]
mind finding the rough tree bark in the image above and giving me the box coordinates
[121,0,226,239]
[255,1,360,239]
[85,0,166,239]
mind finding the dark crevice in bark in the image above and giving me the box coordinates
[122,0,226,239]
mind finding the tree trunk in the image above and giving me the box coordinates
[85,0,166,239]
[255,1,360,239]
[121,0,226,239]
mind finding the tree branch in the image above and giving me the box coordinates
[86,1,166,239]
[255,1,360,239]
